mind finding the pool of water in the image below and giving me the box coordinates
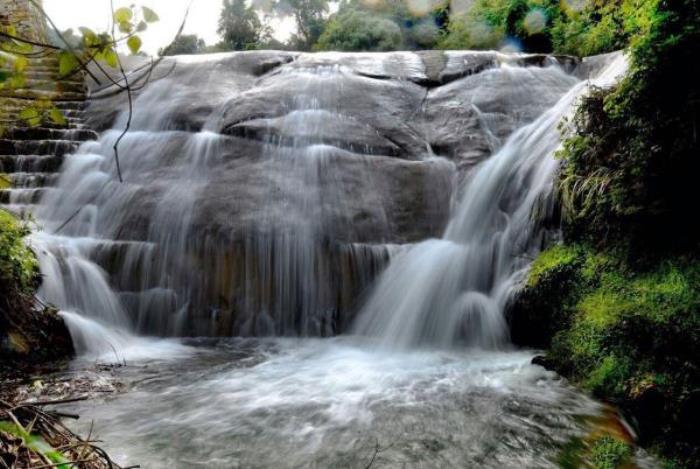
[65,338,643,468]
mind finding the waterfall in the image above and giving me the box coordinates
[352,53,628,348]
[23,51,626,357]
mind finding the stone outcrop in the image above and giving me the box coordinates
[0,0,47,43]
[27,50,585,337]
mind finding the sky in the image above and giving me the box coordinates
[43,0,294,55]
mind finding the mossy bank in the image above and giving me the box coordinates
[510,244,699,466]
[510,0,699,466]
[0,209,72,365]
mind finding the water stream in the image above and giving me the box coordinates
[23,51,646,467]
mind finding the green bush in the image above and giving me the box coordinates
[558,0,700,252]
[517,242,700,465]
[0,210,38,295]
[314,6,404,51]
[589,435,633,469]
[436,0,654,54]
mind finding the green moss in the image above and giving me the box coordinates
[0,209,39,293]
[526,244,580,287]
[584,355,632,397]
[589,435,633,469]
[516,243,700,465]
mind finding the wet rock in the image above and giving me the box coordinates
[531,355,556,370]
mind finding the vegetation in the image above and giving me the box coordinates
[510,2,700,465]
[589,435,633,469]
[159,34,206,56]
[315,5,404,52]
[0,210,38,296]
[280,0,330,50]
[558,0,700,252]
[513,243,699,465]
[218,0,271,50]
[437,0,658,54]
[127,0,669,55]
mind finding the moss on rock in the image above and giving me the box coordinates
[510,243,699,465]
[0,210,73,363]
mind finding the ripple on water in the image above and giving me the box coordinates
[65,338,614,468]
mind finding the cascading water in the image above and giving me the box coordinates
[353,53,629,349]
[21,51,656,468]
[31,51,590,351]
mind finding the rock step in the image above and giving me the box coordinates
[1,107,86,120]
[0,89,86,101]
[0,154,65,173]
[7,172,60,188]
[1,98,87,111]
[0,204,38,219]
[0,139,80,156]
[40,120,87,130]
[18,78,85,93]
[0,188,48,204]
[2,127,98,141]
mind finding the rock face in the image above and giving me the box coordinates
[37,51,580,337]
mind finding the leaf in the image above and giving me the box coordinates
[49,108,67,126]
[58,51,79,76]
[114,7,133,23]
[19,107,39,120]
[0,70,8,83]
[136,20,148,32]
[118,20,133,34]
[19,107,41,127]
[13,55,27,73]
[79,26,97,45]
[0,173,11,190]
[102,49,119,68]
[142,6,159,23]
[127,35,142,55]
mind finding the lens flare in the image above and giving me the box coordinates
[523,8,548,35]
[450,0,475,16]
[500,37,523,53]
[410,19,440,47]
[561,0,588,14]
[406,0,442,17]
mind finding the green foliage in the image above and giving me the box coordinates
[437,0,659,55]
[557,0,700,252]
[159,34,207,56]
[1,4,160,132]
[278,0,330,50]
[314,0,449,51]
[0,421,69,467]
[218,0,270,51]
[589,435,633,469]
[517,242,700,465]
[438,0,564,52]
[315,4,404,51]
[526,244,581,287]
[0,210,39,295]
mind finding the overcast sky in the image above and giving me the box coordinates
[43,0,294,55]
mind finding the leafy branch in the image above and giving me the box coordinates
[1,2,189,183]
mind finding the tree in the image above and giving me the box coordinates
[218,0,268,50]
[276,0,329,51]
[159,34,206,56]
[314,5,404,51]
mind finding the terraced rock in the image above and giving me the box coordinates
[0,54,96,219]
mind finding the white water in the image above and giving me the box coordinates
[353,54,629,348]
[66,338,619,468]
[16,51,654,468]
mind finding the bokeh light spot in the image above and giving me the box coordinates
[406,0,442,17]
[523,8,548,35]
